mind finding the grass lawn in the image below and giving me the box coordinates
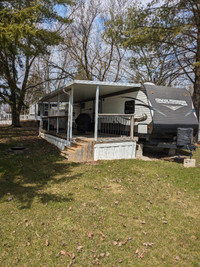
[0,126,200,266]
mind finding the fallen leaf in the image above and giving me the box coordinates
[60,250,66,255]
[113,241,118,246]
[77,246,83,252]
[175,256,180,261]
[88,232,93,238]
[105,252,110,257]
[141,221,146,224]
[45,240,50,246]
[99,231,106,240]
[68,206,72,211]
[94,186,100,190]
[56,252,61,258]
[67,252,75,259]
[27,242,31,246]
[143,242,154,247]
[71,253,75,259]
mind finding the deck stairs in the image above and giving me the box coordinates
[61,137,94,162]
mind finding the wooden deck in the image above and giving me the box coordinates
[41,130,138,143]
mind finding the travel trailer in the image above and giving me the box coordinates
[38,80,198,161]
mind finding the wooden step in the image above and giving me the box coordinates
[60,151,69,159]
[66,146,77,153]
[75,138,90,144]
[71,142,84,149]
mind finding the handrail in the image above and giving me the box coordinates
[42,115,67,119]
[98,113,134,117]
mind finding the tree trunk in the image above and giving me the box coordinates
[193,69,200,121]
[193,28,200,121]
[11,105,21,127]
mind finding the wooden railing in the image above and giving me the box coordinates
[97,113,135,139]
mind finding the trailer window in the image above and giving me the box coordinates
[125,100,135,114]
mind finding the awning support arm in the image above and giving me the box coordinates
[94,85,99,141]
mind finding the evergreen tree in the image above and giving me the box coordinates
[0,0,72,126]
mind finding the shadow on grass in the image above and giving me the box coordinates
[0,127,81,209]
[143,146,192,164]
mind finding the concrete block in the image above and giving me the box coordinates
[184,159,196,168]
[137,144,143,151]
[136,150,143,158]
[136,144,143,158]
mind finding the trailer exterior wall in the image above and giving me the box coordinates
[101,90,152,126]
[144,85,199,136]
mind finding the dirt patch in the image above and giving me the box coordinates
[108,183,122,194]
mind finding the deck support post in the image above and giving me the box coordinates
[70,86,74,140]
[57,94,60,134]
[130,115,134,139]
[67,86,74,145]
[94,85,99,141]
[39,103,44,132]
[47,102,50,131]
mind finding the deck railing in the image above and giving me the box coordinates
[97,114,134,139]
[41,116,68,135]
[0,114,12,121]
[0,114,40,123]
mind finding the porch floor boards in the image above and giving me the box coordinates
[41,129,138,143]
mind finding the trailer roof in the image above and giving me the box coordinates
[39,80,141,103]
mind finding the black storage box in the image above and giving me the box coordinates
[177,128,193,147]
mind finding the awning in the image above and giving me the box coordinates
[38,80,141,103]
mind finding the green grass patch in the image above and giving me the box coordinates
[0,126,200,266]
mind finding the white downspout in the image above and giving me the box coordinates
[57,94,60,134]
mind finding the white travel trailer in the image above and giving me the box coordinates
[38,80,198,161]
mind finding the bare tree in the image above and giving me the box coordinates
[59,0,126,81]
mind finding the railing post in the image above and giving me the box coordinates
[67,86,74,145]
[70,86,74,140]
[47,102,50,131]
[130,115,134,139]
[94,85,99,141]
[57,94,60,134]
[39,103,44,132]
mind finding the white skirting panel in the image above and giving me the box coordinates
[94,141,136,161]
[40,132,68,150]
